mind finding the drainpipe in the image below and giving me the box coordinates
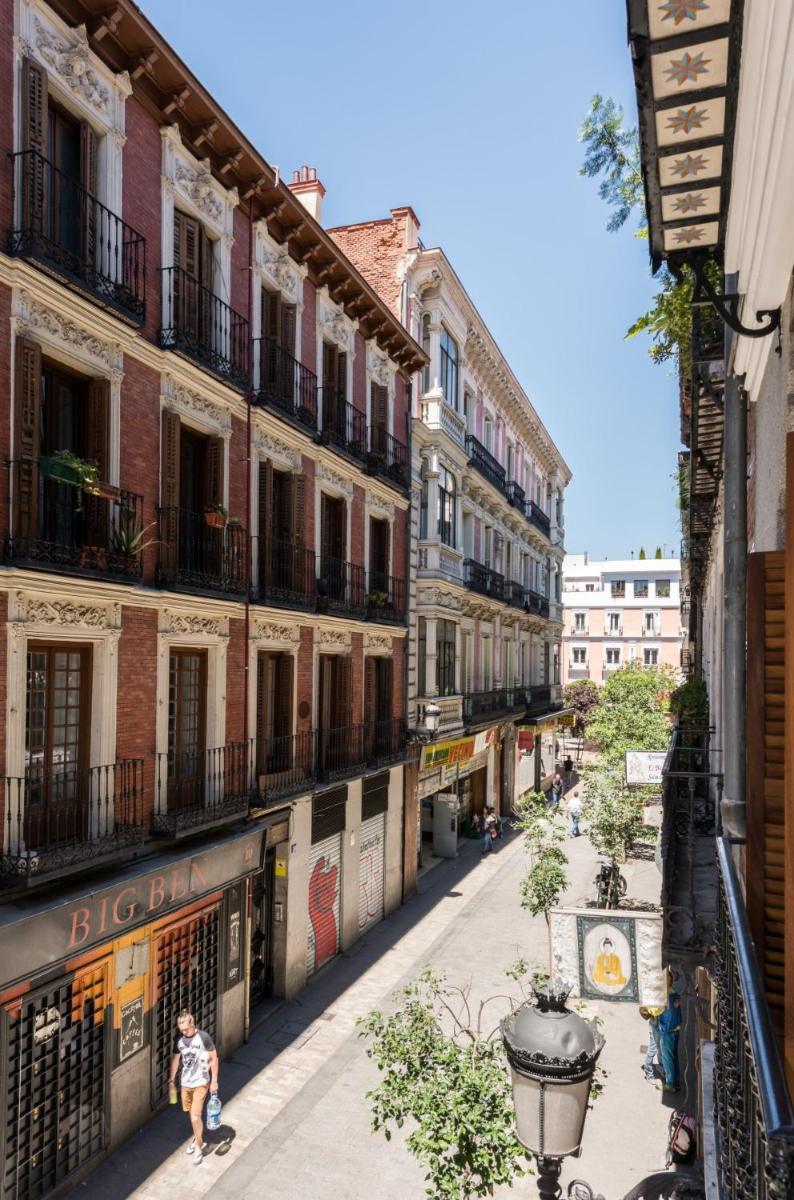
[720,285,746,840]
[243,196,254,784]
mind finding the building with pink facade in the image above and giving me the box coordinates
[562,554,682,685]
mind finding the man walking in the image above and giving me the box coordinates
[482,807,497,855]
[169,1010,219,1165]
[568,791,582,837]
[550,773,563,810]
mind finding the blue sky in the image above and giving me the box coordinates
[140,0,680,560]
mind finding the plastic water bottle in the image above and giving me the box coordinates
[206,1093,222,1131]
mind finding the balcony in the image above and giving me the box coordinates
[506,480,526,511]
[6,460,145,582]
[318,556,366,618]
[464,558,505,602]
[1,760,145,886]
[526,589,550,619]
[153,742,252,837]
[419,391,466,447]
[466,435,507,495]
[157,507,247,596]
[253,337,318,431]
[463,688,524,726]
[365,717,407,767]
[258,730,316,803]
[527,500,551,539]
[367,571,407,624]
[8,149,146,325]
[254,536,316,609]
[642,623,661,638]
[602,663,621,679]
[506,580,526,609]
[367,427,409,491]
[605,623,623,637]
[159,266,248,390]
[321,388,367,464]
[318,724,366,783]
[525,684,560,717]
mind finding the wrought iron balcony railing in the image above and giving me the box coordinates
[318,556,366,617]
[525,684,555,716]
[257,730,316,803]
[466,434,507,495]
[365,717,406,767]
[527,500,551,539]
[526,589,550,618]
[317,723,366,783]
[6,460,145,581]
[254,536,316,609]
[464,558,505,602]
[153,742,252,836]
[463,689,524,725]
[506,479,526,510]
[368,427,408,490]
[157,507,247,596]
[159,265,249,389]
[714,837,794,1199]
[321,387,367,463]
[253,337,318,431]
[367,570,407,624]
[1,760,145,885]
[506,580,526,609]
[8,149,146,324]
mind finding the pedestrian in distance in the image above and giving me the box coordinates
[169,1009,220,1165]
[657,991,682,1092]
[482,807,497,856]
[568,791,582,837]
[639,1004,665,1080]
[564,754,574,788]
[550,773,563,809]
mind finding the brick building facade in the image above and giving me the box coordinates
[0,2,424,1192]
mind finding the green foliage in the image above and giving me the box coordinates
[638,547,646,559]
[519,850,569,921]
[586,662,672,764]
[358,971,530,1199]
[578,95,643,233]
[669,675,709,725]
[582,762,646,865]
[563,678,600,736]
[514,792,569,925]
[654,547,663,559]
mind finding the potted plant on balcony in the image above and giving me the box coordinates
[227,515,242,527]
[204,504,228,529]
[366,590,389,610]
[110,516,160,561]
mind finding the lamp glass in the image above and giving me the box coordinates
[511,1069,591,1159]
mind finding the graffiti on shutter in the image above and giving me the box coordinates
[358,812,385,932]
[307,833,342,975]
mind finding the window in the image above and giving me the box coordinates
[438,620,457,696]
[555,490,563,526]
[605,647,621,665]
[611,580,625,598]
[322,341,347,431]
[484,417,493,453]
[634,579,648,598]
[644,648,659,667]
[585,583,595,592]
[364,657,394,759]
[644,610,659,634]
[369,517,390,593]
[573,612,587,633]
[463,390,472,431]
[421,313,431,393]
[168,649,207,808]
[572,647,587,665]
[656,578,671,597]
[256,651,293,774]
[438,466,456,547]
[506,442,515,481]
[608,612,621,634]
[418,618,427,696]
[320,494,347,598]
[482,637,492,690]
[440,328,458,410]
[545,482,552,513]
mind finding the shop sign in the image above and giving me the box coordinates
[119,997,144,1061]
[557,713,575,728]
[0,826,266,989]
[422,736,475,771]
[517,729,535,753]
[625,751,667,786]
[224,881,244,989]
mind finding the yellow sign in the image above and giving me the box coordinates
[558,713,575,728]
[422,736,476,771]
[274,860,287,878]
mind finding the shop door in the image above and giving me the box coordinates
[470,768,487,820]
[307,834,342,976]
[153,905,219,1103]
[250,855,275,1006]
[358,812,385,933]
[3,964,108,1200]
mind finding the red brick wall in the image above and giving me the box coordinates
[226,617,246,745]
[228,414,248,528]
[391,635,405,720]
[329,216,406,317]
[351,632,364,725]
[300,454,316,550]
[230,206,252,325]
[301,279,317,375]
[296,627,314,733]
[351,484,365,567]
[0,0,14,236]
[0,283,11,539]
[0,592,7,786]
[117,607,157,822]
[122,98,163,344]
[120,357,161,584]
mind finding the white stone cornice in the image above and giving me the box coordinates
[13,288,124,377]
[161,373,232,434]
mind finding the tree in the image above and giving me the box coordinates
[578,95,643,233]
[514,792,569,936]
[654,546,663,559]
[638,546,646,559]
[669,675,709,726]
[586,662,672,764]
[582,762,646,866]
[564,678,600,736]
[358,970,531,1199]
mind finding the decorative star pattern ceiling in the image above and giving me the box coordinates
[658,0,710,24]
[664,51,712,86]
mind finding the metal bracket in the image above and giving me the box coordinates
[688,256,781,340]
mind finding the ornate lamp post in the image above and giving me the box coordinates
[501,979,605,1200]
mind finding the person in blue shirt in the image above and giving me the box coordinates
[657,991,682,1092]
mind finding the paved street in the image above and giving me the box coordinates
[78,820,673,1200]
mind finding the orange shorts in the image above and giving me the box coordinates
[181,1084,209,1117]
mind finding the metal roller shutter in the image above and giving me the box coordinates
[358,812,386,933]
[307,832,342,976]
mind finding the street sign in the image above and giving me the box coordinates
[625,750,666,786]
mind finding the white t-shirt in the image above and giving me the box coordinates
[174,1029,215,1088]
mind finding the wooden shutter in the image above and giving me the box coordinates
[323,342,337,389]
[160,410,181,575]
[364,657,377,724]
[80,121,98,262]
[256,652,268,775]
[275,654,293,740]
[263,290,280,341]
[290,473,306,547]
[377,658,393,722]
[204,437,224,510]
[281,304,296,354]
[13,338,42,539]
[371,383,388,457]
[200,227,214,291]
[319,655,332,731]
[336,352,347,404]
[21,57,47,234]
[258,459,273,586]
[174,210,200,278]
[173,210,201,335]
[784,435,794,1086]
[83,378,110,548]
[334,657,352,731]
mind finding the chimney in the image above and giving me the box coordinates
[288,166,326,223]
[390,205,421,249]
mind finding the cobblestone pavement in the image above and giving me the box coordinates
[78,818,673,1200]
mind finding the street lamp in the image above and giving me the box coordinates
[501,979,605,1200]
[407,701,441,745]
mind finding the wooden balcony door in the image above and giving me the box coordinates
[167,650,207,812]
[262,288,296,396]
[318,655,352,772]
[24,643,91,849]
[173,208,214,342]
[364,657,393,761]
[370,382,388,455]
[256,651,293,778]
[321,494,346,600]
[322,341,347,431]
[257,461,307,592]
[369,517,389,596]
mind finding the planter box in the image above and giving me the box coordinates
[204,511,227,529]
